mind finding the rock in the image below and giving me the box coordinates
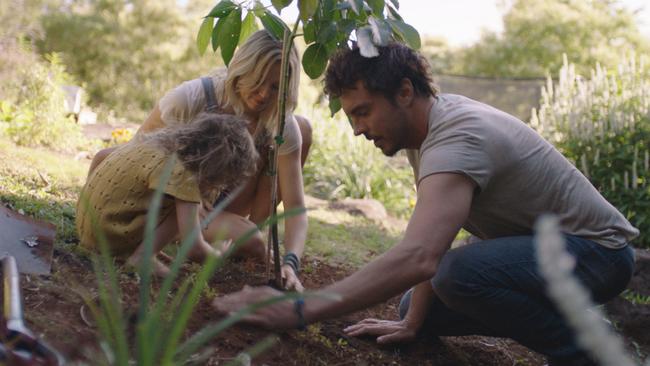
[328,198,387,221]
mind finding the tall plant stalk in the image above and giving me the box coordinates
[266,16,301,287]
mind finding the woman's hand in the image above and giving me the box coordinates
[344,318,419,344]
[282,264,304,292]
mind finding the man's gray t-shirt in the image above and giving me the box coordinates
[406,94,638,249]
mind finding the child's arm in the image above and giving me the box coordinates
[175,198,222,262]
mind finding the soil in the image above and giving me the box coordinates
[7,248,650,365]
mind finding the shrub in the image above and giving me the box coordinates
[0,43,83,151]
[532,55,650,248]
[303,110,416,218]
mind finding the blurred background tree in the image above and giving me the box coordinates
[443,0,649,77]
[36,0,220,122]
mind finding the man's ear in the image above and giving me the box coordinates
[396,78,415,107]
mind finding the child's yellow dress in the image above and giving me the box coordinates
[76,140,204,256]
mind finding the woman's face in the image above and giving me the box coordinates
[240,61,281,118]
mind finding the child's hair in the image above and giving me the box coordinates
[153,113,258,199]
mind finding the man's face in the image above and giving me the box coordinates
[340,81,408,157]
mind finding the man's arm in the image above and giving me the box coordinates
[213,172,475,329]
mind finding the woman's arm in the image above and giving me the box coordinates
[275,148,308,290]
[276,148,307,256]
[138,104,166,134]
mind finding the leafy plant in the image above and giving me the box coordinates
[532,55,650,248]
[0,46,83,151]
[82,157,314,365]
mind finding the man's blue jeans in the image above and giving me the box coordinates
[398,235,635,365]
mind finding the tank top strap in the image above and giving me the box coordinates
[200,77,219,113]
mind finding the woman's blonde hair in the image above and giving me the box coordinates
[222,30,300,138]
[153,113,258,200]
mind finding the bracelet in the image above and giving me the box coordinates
[283,252,300,274]
[294,298,306,330]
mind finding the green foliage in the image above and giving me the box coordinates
[37,0,219,122]
[452,0,649,78]
[0,138,86,249]
[532,56,650,247]
[304,110,415,218]
[201,0,420,119]
[0,43,83,151]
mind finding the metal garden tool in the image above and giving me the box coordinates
[0,205,55,275]
[1,256,64,365]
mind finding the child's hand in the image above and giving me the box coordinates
[281,264,304,292]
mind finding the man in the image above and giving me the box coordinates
[213,43,638,365]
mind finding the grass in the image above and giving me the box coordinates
[0,135,405,268]
[0,138,88,248]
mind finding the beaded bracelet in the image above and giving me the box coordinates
[283,252,301,274]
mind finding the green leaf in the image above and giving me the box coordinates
[303,20,316,43]
[346,0,363,14]
[299,0,318,21]
[328,96,341,117]
[302,42,328,79]
[239,11,258,45]
[271,0,292,13]
[386,18,420,49]
[207,0,236,18]
[366,0,385,16]
[316,21,337,44]
[388,0,399,9]
[197,17,214,56]
[317,0,336,21]
[335,2,351,10]
[259,10,289,40]
[337,19,356,36]
[218,7,242,65]
[368,16,391,45]
[386,4,402,20]
[212,17,225,52]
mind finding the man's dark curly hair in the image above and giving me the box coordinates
[324,43,438,101]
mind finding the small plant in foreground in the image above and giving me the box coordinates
[83,157,312,365]
[535,215,648,366]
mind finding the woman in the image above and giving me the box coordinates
[89,30,310,290]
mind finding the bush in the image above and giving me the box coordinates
[303,109,416,218]
[532,55,650,247]
[0,42,83,151]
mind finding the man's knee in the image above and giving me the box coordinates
[398,288,414,320]
[432,249,476,309]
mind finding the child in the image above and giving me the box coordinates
[76,113,258,276]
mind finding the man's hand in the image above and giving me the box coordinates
[282,264,304,292]
[212,285,299,330]
[344,318,418,344]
